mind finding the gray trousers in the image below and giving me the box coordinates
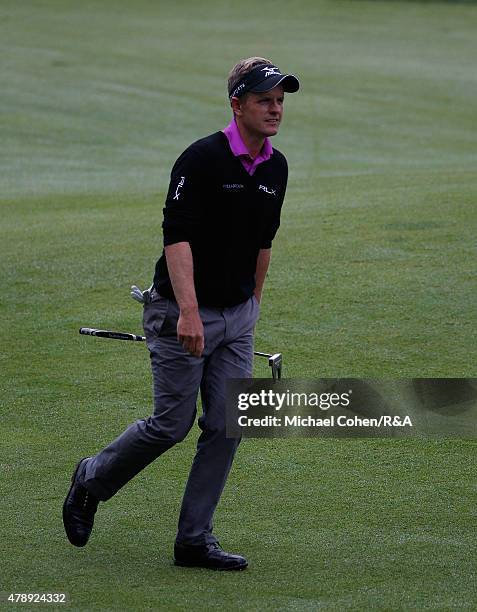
[80,291,259,545]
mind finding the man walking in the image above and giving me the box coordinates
[63,57,299,570]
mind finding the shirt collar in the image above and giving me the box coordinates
[223,118,273,160]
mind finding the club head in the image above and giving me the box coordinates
[269,353,282,380]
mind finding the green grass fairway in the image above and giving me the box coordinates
[1,0,477,610]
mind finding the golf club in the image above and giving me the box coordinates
[79,327,282,379]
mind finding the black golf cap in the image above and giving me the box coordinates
[228,64,300,99]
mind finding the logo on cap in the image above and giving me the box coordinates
[231,83,246,98]
[261,66,282,78]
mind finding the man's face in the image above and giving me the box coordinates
[234,85,285,138]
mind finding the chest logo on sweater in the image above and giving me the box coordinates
[223,183,244,190]
[173,176,185,200]
[259,184,276,196]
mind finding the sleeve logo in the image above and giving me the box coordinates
[173,176,185,200]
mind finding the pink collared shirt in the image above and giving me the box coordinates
[222,119,273,176]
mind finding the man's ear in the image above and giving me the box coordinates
[230,96,243,117]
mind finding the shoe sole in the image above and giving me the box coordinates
[173,559,248,571]
[62,457,89,547]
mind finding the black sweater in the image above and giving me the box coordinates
[153,131,288,307]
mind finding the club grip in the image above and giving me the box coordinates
[79,327,97,336]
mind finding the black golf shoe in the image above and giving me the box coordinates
[174,541,248,571]
[62,457,99,547]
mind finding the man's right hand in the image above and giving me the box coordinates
[177,307,204,357]
[164,242,204,356]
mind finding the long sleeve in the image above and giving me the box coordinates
[260,155,287,248]
[162,147,203,246]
